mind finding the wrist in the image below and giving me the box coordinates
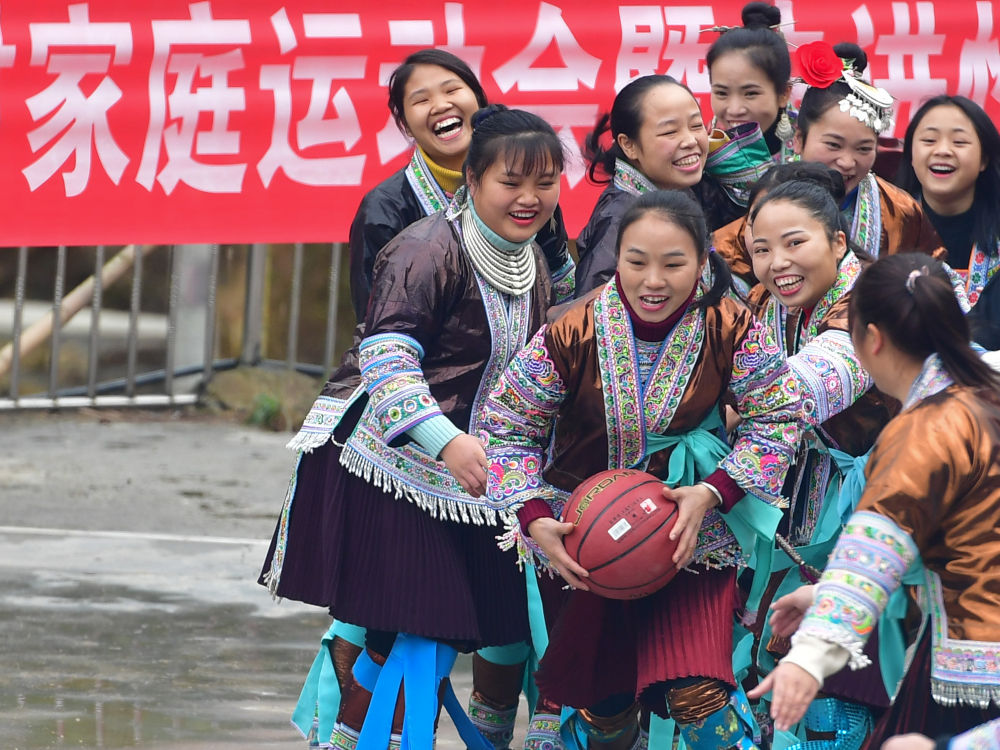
[697,481,723,508]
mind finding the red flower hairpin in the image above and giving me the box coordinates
[796,41,845,89]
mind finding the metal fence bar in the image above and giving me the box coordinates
[125,247,143,398]
[9,247,28,401]
[287,243,304,368]
[86,246,105,399]
[241,245,266,365]
[164,247,180,399]
[48,246,67,398]
[324,243,343,376]
[202,246,219,384]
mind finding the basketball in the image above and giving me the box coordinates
[561,469,680,600]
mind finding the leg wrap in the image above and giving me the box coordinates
[578,702,640,746]
[780,697,871,750]
[468,692,517,750]
[667,680,759,750]
[523,710,563,750]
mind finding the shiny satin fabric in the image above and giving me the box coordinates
[861,385,1000,644]
[538,293,761,492]
[323,211,552,435]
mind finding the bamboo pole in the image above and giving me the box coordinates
[0,245,157,379]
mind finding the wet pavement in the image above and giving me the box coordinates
[0,412,527,749]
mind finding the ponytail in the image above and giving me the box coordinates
[850,254,1000,390]
[585,112,617,183]
[699,251,735,310]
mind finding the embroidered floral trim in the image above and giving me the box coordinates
[405,148,449,217]
[593,278,706,469]
[850,174,883,258]
[796,510,918,670]
[950,718,1000,749]
[263,451,304,596]
[286,394,354,453]
[550,257,577,304]
[916,569,1000,708]
[902,354,954,410]
[360,333,441,442]
[967,243,1000,308]
[613,157,658,195]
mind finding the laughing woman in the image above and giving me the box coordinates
[791,41,943,261]
[349,49,575,321]
[896,95,1000,347]
[747,181,897,748]
[484,189,803,750]
[574,74,748,295]
[261,106,564,749]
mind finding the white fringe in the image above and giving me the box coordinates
[339,445,509,527]
[285,429,332,453]
[931,679,1000,709]
[792,629,872,671]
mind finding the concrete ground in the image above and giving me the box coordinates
[0,410,529,750]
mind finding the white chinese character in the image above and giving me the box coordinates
[258,9,367,187]
[492,2,601,93]
[958,1,1000,107]
[136,2,251,194]
[376,3,486,164]
[22,3,132,196]
[616,6,665,92]
[662,6,714,94]
[521,103,600,187]
[871,2,945,128]
[772,1,823,48]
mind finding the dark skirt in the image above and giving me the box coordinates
[535,566,739,709]
[863,630,1000,749]
[258,440,530,650]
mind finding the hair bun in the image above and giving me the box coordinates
[741,2,781,29]
[833,42,868,75]
[472,104,508,129]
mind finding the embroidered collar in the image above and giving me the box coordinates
[419,147,462,194]
[966,242,1000,307]
[902,354,954,410]
[405,148,451,217]
[848,173,883,258]
[614,272,697,341]
[613,158,657,195]
[800,251,864,344]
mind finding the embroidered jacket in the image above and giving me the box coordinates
[483,279,802,570]
[749,252,897,544]
[348,150,575,320]
[790,358,1000,709]
[291,210,553,525]
[711,173,947,289]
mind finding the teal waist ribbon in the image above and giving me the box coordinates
[644,408,783,623]
[829,447,870,523]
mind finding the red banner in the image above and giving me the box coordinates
[0,1,997,245]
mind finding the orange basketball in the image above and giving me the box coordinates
[561,469,680,600]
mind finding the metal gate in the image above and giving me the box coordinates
[0,244,348,410]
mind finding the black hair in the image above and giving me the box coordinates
[387,49,489,134]
[747,161,845,209]
[464,105,565,184]
[585,74,693,183]
[751,180,873,261]
[615,189,734,309]
[707,3,791,104]
[896,95,1000,257]
[796,42,872,140]
[850,254,1000,389]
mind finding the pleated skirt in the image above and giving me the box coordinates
[862,630,1000,749]
[258,440,530,650]
[535,565,739,710]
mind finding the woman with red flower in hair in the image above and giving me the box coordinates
[791,40,944,262]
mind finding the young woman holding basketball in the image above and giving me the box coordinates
[751,253,1000,744]
[483,189,803,750]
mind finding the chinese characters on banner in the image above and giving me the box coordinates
[0,0,996,244]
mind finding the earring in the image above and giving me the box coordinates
[775,108,793,141]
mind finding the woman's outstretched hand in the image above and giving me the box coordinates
[769,585,816,637]
[527,517,590,590]
[747,662,820,731]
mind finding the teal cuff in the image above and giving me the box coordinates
[409,415,463,459]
